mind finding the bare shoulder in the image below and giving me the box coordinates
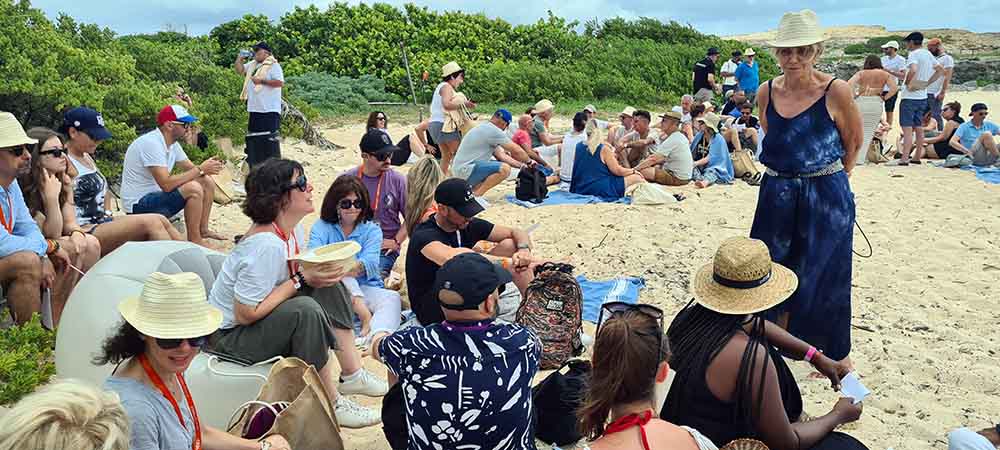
[645,420,703,450]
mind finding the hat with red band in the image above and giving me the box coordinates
[156,105,198,126]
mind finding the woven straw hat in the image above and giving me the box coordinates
[620,106,636,117]
[744,48,756,56]
[532,99,555,115]
[697,112,723,133]
[441,61,463,78]
[0,111,37,148]
[769,10,825,48]
[292,241,361,272]
[691,237,798,315]
[118,272,222,339]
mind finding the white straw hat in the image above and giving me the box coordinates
[691,237,798,315]
[441,61,463,78]
[118,272,222,339]
[584,104,597,113]
[744,48,756,56]
[620,106,636,117]
[769,10,825,48]
[532,99,555,115]
[697,113,723,133]
[292,241,361,272]
[0,111,37,149]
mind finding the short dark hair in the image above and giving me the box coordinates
[945,101,962,116]
[633,110,652,122]
[690,103,706,118]
[320,174,374,224]
[572,112,587,132]
[242,158,304,224]
[739,102,754,111]
[863,55,883,70]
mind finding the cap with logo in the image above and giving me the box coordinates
[494,109,513,124]
[434,253,512,311]
[157,105,197,126]
[62,107,113,140]
[969,103,988,116]
[434,178,485,218]
[359,128,399,157]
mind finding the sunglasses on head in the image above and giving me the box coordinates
[2,145,28,157]
[596,302,667,372]
[339,198,365,210]
[284,174,308,192]
[155,334,210,350]
[40,147,66,158]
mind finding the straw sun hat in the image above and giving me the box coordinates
[769,9,825,48]
[691,237,798,315]
[0,111,37,149]
[118,272,223,339]
[697,113,723,133]
[292,241,362,273]
[532,99,555,115]
[441,61,463,78]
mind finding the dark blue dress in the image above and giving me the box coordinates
[570,142,626,200]
[750,79,856,361]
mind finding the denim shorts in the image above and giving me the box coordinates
[466,160,504,186]
[898,98,929,128]
[131,190,186,218]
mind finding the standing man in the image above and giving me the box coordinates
[235,42,285,168]
[880,40,907,127]
[634,111,692,186]
[927,38,955,131]
[692,47,721,102]
[896,32,943,165]
[735,48,760,104]
[720,50,741,98]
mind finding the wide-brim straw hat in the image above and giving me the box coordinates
[619,106,636,118]
[118,272,223,339]
[691,237,798,315]
[292,241,361,272]
[768,9,825,48]
[441,61,463,78]
[0,111,37,148]
[532,99,555,115]
[697,112,722,133]
[744,48,756,56]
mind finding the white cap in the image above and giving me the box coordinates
[881,40,899,49]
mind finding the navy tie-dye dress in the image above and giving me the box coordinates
[750,79,856,361]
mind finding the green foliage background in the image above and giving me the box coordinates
[844,35,908,56]
[0,316,55,405]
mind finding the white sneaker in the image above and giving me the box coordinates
[334,396,381,429]
[340,368,389,397]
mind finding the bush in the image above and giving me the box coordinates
[0,316,56,405]
[845,35,907,55]
[286,73,403,114]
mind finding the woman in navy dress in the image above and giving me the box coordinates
[750,10,863,363]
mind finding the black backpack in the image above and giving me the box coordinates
[515,166,548,203]
[532,359,591,446]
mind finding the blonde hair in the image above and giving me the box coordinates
[0,379,129,450]
[404,156,444,236]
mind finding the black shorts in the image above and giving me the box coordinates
[883,92,900,113]
[248,111,281,133]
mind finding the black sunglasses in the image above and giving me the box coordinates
[367,151,392,161]
[171,121,192,129]
[40,148,66,158]
[2,145,28,157]
[376,115,387,121]
[284,174,308,192]
[155,334,210,350]
[339,199,365,210]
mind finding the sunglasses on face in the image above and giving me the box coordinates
[171,121,192,129]
[284,174,308,192]
[2,145,28,157]
[155,334,210,350]
[339,199,365,210]
[376,116,387,121]
[40,147,66,158]
[368,152,392,161]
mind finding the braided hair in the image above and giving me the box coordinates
[663,300,771,432]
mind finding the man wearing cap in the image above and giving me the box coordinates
[692,47,721,102]
[373,252,541,450]
[634,111,692,186]
[235,42,285,167]
[583,104,609,130]
[529,99,564,155]
[120,105,226,248]
[720,50,742,98]
[452,109,546,196]
[734,48,760,104]
[404,178,535,326]
[617,110,659,168]
[896,32,944,165]
[949,103,1000,167]
[0,112,72,325]
[881,40,907,127]
[721,89,749,118]
[341,129,409,277]
[927,38,955,131]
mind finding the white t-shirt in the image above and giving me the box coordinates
[243,61,285,113]
[901,48,940,100]
[120,128,189,213]
[721,59,739,86]
[560,131,587,185]
[654,131,694,181]
[927,53,955,95]
[881,54,907,91]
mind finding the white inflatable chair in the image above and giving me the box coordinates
[55,241,273,429]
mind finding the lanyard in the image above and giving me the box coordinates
[272,223,300,275]
[0,192,12,234]
[604,410,654,450]
[139,354,202,450]
[357,167,385,213]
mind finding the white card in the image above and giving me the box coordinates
[839,371,870,404]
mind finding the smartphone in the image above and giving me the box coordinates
[239,49,253,58]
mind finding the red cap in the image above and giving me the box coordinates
[156,105,197,126]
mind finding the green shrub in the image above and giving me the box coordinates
[285,72,403,114]
[0,315,56,405]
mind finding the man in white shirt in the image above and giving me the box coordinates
[927,37,955,131]
[235,42,285,168]
[634,111,692,186]
[896,32,944,165]
[880,40,907,127]
[121,105,225,248]
[617,110,659,168]
[559,112,589,190]
[720,50,741,98]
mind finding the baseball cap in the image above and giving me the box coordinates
[707,47,720,56]
[434,253,512,311]
[434,178,485,218]
[157,105,197,126]
[252,42,272,53]
[903,32,924,43]
[583,104,597,114]
[62,107,113,140]
[880,40,899,49]
[494,109,513,124]
[969,103,988,116]
[359,128,399,157]
[732,50,742,57]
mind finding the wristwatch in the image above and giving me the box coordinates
[292,270,307,290]
[516,243,531,251]
[197,167,205,177]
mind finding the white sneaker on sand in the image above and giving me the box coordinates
[334,396,381,429]
[340,368,389,397]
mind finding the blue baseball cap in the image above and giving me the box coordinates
[62,107,112,141]
[494,109,513,124]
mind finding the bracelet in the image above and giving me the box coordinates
[45,239,60,255]
[500,259,511,270]
[804,346,818,362]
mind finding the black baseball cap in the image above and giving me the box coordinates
[359,128,399,158]
[61,107,112,141]
[707,47,720,56]
[434,178,484,218]
[732,50,742,57]
[435,253,512,311]
[903,32,924,44]
[252,42,272,53]
[969,103,988,116]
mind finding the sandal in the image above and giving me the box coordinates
[744,172,763,186]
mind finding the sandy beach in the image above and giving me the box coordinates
[203,90,1000,450]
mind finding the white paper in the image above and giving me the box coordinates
[839,371,870,404]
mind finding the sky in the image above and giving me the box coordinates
[31,0,998,38]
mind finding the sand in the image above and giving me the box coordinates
[202,90,1000,450]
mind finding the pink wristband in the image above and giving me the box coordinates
[804,346,818,362]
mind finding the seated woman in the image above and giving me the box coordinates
[690,114,735,189]
[17,127,101,325]
[96,271,291,450]
[579,302,716,450]
[662,237,868,450]
[61,107,183,255]
[923,102,965,159]
[206,158,384,429]
[570,119,645,200]
[404,156,445,237]
[310,175,402,344]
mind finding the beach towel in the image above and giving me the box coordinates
[505,189,630,208]
[240,56,277,101]
[963,165,1000,184]
[577,275,645,323]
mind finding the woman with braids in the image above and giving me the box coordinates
[579,302,716,450]
[662,237,869,450]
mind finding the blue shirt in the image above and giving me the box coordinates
[380,319,541,450]
[735,61,760,93]
[0,180,47,258]
[309,219,384,288]
[692,131,735,184]
[955,120,1000,150]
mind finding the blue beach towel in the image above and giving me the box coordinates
[505,189,630,208]
[577,275,645,323]
[963,165,1000,184]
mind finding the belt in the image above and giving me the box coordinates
[765,160,844,178]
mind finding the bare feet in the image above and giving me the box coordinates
[201,229,228,241]
[694,180,709,189]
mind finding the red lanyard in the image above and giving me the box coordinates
[272,223,300,275]
[357,167,385,213]
[139,354,202,450]
[604,410,654,450]
[0,192,12,234]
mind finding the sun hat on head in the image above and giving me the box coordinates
[697,113,722,133]
[880,40,899,49]
[659,110,683,121]
[0,112,37,148]
[584,104,597,114]
[769,9,825,48]
[620,106,636,117]
[118,272,223,339]
[691,237,798,315]
[441,61,463,78]
[744,48,756,56]
[532,99,555,115]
